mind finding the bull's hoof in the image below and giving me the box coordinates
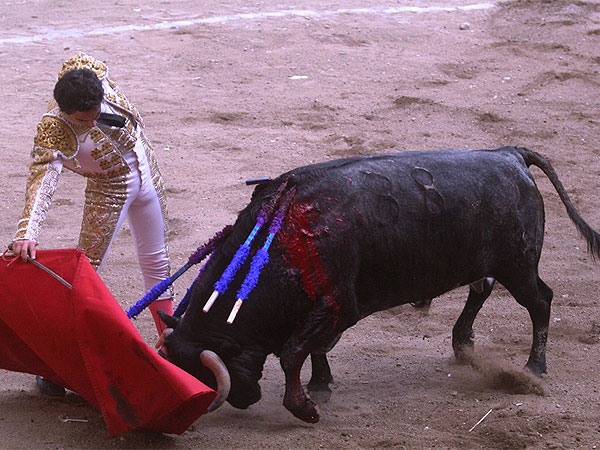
[452,329,475,363]
[411,298,432,308]
[452,339,474,363]
[284,396,320,423]
[307,389,332,404]
[524,360,547,377]
[307,379,333,401]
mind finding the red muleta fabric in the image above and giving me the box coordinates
[0,249,215,436]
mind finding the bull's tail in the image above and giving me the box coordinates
[515,146,600,260]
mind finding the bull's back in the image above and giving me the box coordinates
[277,148,545,315]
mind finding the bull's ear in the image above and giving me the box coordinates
[158,310,181,329]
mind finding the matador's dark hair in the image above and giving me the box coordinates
[53,68,104,114]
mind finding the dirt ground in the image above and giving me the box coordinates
[1,0,599,448]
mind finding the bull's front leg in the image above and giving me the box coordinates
[280,304,341,423]
[281,340,319,423]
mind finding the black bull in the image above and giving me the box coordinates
[160,146,600,423]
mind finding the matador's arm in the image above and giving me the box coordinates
[13,116,77,244]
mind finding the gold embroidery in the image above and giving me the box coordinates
[33,117,77,158]
[46,98,58,112]
[109,128,134,147]
[131,105,141,122]
[99,153,125,170]
[14,160,61,242]
[59,53,108,80]
[91,142,115,160]
[30,146,56,164]
[107,166,130,178]
[78,177,127,269]
[104,89,141,125]
[77,166,130,179]
[90,128,103,143]
[107,129,120,142]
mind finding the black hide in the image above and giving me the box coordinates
[162,147,600,423]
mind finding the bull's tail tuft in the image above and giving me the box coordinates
[515,147,600,261]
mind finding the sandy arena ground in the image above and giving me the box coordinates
[0,0,599,448]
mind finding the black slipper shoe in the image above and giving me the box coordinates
[35,376,66,397]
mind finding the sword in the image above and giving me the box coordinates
[26,257,73,290]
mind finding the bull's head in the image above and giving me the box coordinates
[157,312,230,412]
[157,311,263,412]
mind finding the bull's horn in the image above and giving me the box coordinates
[154,327,173,350]
[200,350,231,412]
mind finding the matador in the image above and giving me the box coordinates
[11,53,173,337]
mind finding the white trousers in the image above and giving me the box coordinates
[94,144,170,300]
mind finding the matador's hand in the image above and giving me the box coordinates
[10,240,37,261]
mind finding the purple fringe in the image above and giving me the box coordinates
[211,181,289,296]
[236,188,294,302]
[126,225,233,319]
[236,248,269,301]
[213,243,250,294]
[174,246,219,317]
[188,225,234,265]
[126,276,175,319]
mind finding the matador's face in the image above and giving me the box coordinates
[66,106,101,128]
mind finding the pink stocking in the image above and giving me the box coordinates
[149,298,173,336]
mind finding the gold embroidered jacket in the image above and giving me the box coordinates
[14,54,167,268]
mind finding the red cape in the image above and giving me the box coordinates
[0,249,215,436]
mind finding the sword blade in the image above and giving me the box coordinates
[27,257,73,289]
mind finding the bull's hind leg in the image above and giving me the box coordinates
[503,275,553,375]
[307,353,333,402]
[452,277,495,361]
[307,333,340,399]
